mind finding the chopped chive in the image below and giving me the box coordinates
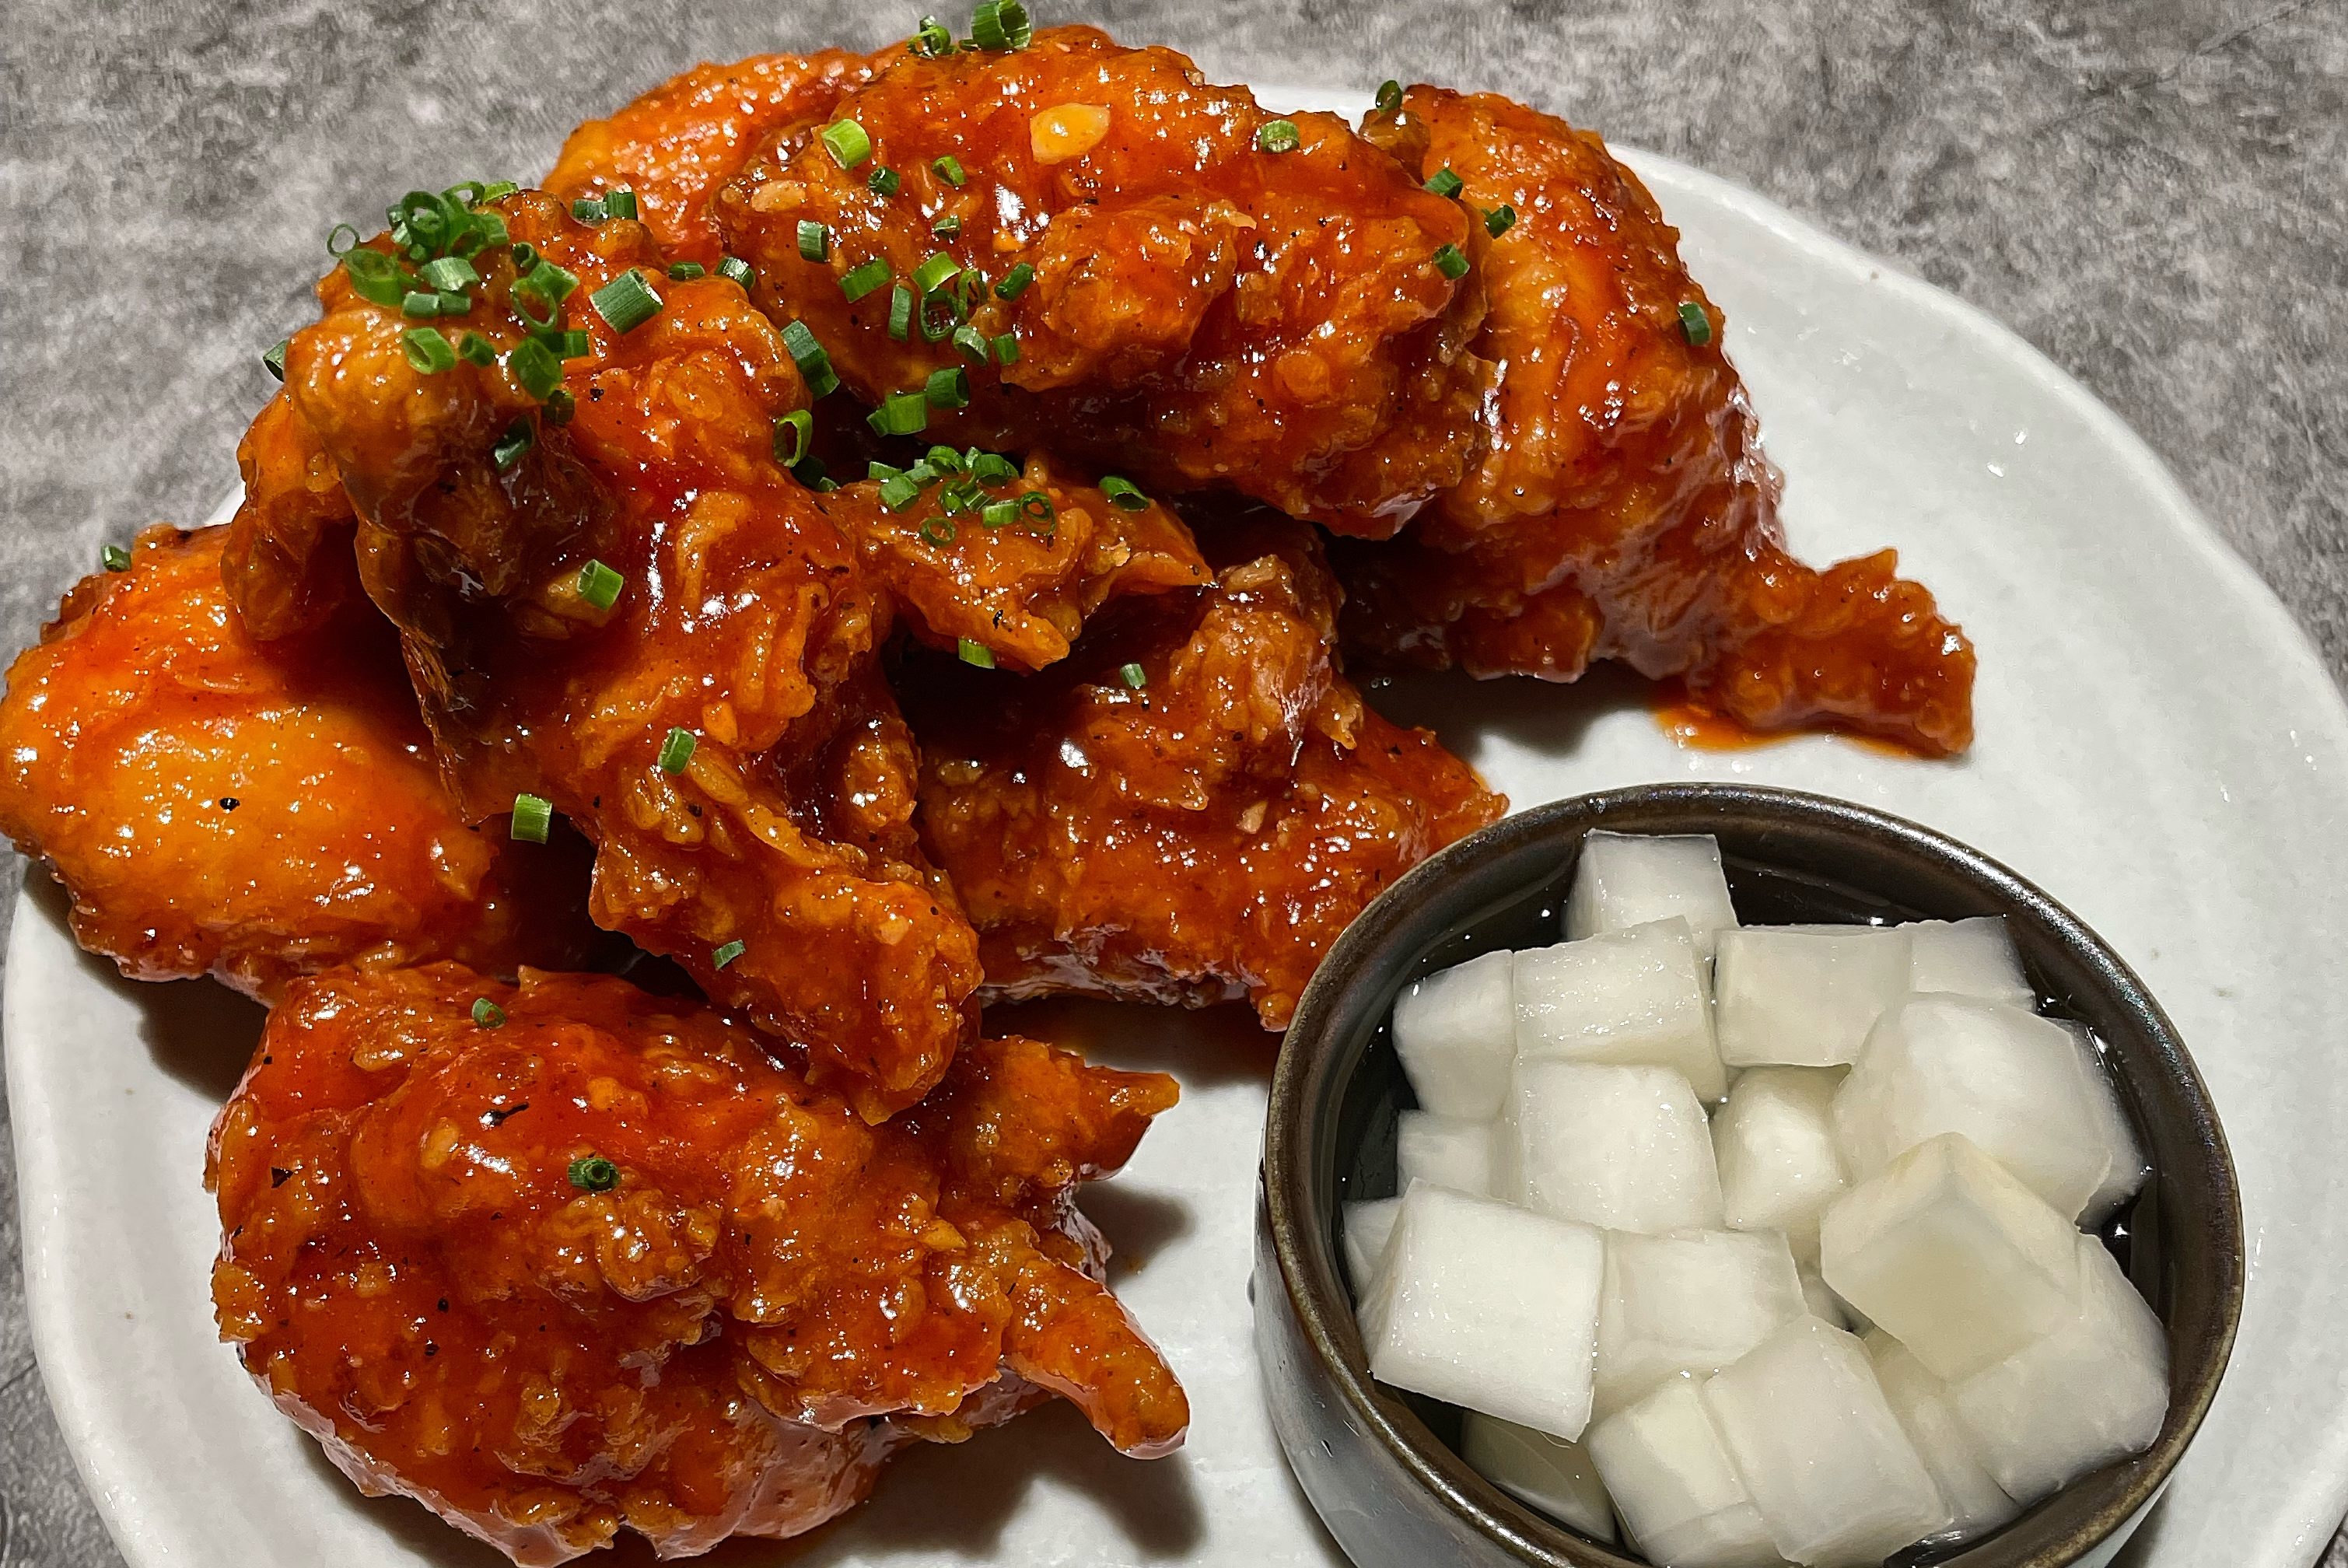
[590,270,663,333]
[656,727,697,773]
[712,939,746,969]
[821,118,872,169]
[866,389,929,436]
[968,0,1031,50]
[544,387,576,425]
[957,637,996,667]
[980,498,1018,528]
[932,154,968,187]
[932,213,961,240]
[1118,661,1147,689]
[101,543,131,572]
[913,252,960,294]
[666,261,705,280]
[1017,490,1056,528]
[262,338,289,381]
[510,793,554,842]
[471,996,505,1027]
[457,331,497,366]
[326,222,361,257]
[1257,119,1301,154]
[991,331,1020,365]
[492,418,534,471]
[567,1153,620,1192]
[952,324,989,363]
[478,180,518,202]
[555,329,593,360]
[717,254,754,288]
[402,326,458,373]
[774,408,813,466]
[1098,474,1147,511]
[913,13,953,54]
[1432,243,1469,279]
[840,257,893,301]
[1375,79,1402,114]
[797,219,829,261]
[341,248,408,307]
[433,290,474,317]
[507,336,563,399]
[527,259,583,304]
[920,515,957,544]
[917,289,961,341]
[401,289,442,318]
[779,320,840,398]
[576,558,625,611]
[1678,300,1713,346]
[878,472,924,510]
[868,166,901,197]
[970,451,1019,486]
[994,261,1034,299]
[1424,166,1463,199]
[925,366,970,408]
[1485,204,1517,238]
[513,241,541,270]
[888,283,915,341]
[604,190,639,220]
[418,255,478,292]
[571,196,607,223]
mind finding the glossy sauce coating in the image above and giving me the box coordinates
[906,516,1504,1027]
[715,26,1485,535]
[1340,89,1975,754]
[211,965,1184,1563]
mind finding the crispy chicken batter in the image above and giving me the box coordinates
[715,26,1487,536]
[906,517,1503,1027]
[0,525,600,999]
[210,964,1184,1565]
[1341,88,1976,754]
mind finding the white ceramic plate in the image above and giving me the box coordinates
[12,98,2348,1568]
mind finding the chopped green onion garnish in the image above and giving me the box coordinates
[933,213,961,240]
[781,320,841,398]
[604,190,639,220]
[545,387,576,425]
[418,255,478,292]
[992,331,1020,365]
[913,13,953,54]
[841,257,893,301]
[657,727,697,773]
[576,558,625,611]
[101,543,131,572]
[968,0,1031,50]
[869,166,901,197]
[994,262,1034,299]
[1678,300,1713,346]
[326,223,361,257]
[1432,243,1469,279]
[925,366,970,408]
[932,154,968,187]
[1099,474,1147,511]
[478,180,518,202]
[590,270,663,333]
[821,118,873,169]
[457,331,497,366]
[341,247,407,307]
[971,451,1019,486]
[572,196,607,223]
[1119,662,1147,689]
[401,289,442,318]
[1257,119,1301,154]
[952,324,989,363]
[913,252,960,294]
[1485,204,1517,238]
[920,515,957,544]
[509,337,562,400]
[492,419,534,471]
[888,284,915,341]
[262,339,288,381]
[555,329,593,360]
[797,220,830,261]
[402,327,457,373]
[867,390,929,436]
[434,290,474,317]
[1424,167,1463,198]
[712,939,746,969]
[957,637,996,667]
[878,473,925,511]
[472,996,505,1027]
[980,498,1018,528]
[1018,489,1056,528]
[917,289,961,341]
[511,793,554,842]
[774,408,813,466]
[666,261,706,280]
[567,1153,620,1192]
[717,254,754,288]
[1375,79,1402,114]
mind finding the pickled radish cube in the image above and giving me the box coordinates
[1714,926,1913,1068]
[1506,1060,1724,1234]
[1701,1317,1951,1566]
[1905,915,2033,1005]
[1398,1110,1497,1198]
[1516,919,1727,1102]
[1595,1228,1806,1417]
[1587,1377,1781,1568]
[1363,1183,1606,1437]
[1834,995,2113,1219]
[1342,1197,1402,1290]
[1820,1132,2084,1381]
[1713,1066,1849,1262]
[1393,949,1517,1118]
[2060,1021,2150,1226]
[1800,1267,1853,1331]
[1566,830,1740,961]
[1461,1415,1617,1542]
[1951,1232,2169,1504]
[1864,1331,2019,1540]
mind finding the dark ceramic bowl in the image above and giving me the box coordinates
[1255,783,2242,1568]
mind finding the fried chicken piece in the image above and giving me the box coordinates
[0,525,600,999]
[210,964,1184,1566]
[221,388,362,642]
[715,25,1487,536]
[1340,88,1975,754]
[279,190,980,1118]
[905,516,1503,1027]
[546,51,875,268]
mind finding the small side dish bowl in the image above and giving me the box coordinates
[1254,783,2243,1568]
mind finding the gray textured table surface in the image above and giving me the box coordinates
[3,0,2345,1562]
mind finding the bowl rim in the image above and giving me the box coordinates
[1260,782,2246,1568]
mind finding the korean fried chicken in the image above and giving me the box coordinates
[715,25,1488,536]
[0,524,600,1000]
[210,964,1185,1565]
[1342,87,1975,754]
[905,517,1503,1027]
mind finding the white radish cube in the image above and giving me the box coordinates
[2061,1022,2150,1226]
[1800,1267,1853,1330]
[1834,995,2114,1219]
[1566,830,1740,961]
[1363,1183,1606,1437]
[1397,1111,1497,1198]
[1819,1133,2084,1380]
[1951,1232,2170,1504]
[1342,1197,1401,1290]
[1515,919,1727,1102]
[1905,915,2034,1006]
[1594,1228,1807,1417]
[1866,1332,2018,1540]
[1587,1377,1781,1568]
[1506,1060,1724,1234]
[1701,1317,1951,1566]
[1393,949,1517,1118]
[1461,1415,1617,1542]
[1713,1066,1849,1262]
[1714,926,1913,1068]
